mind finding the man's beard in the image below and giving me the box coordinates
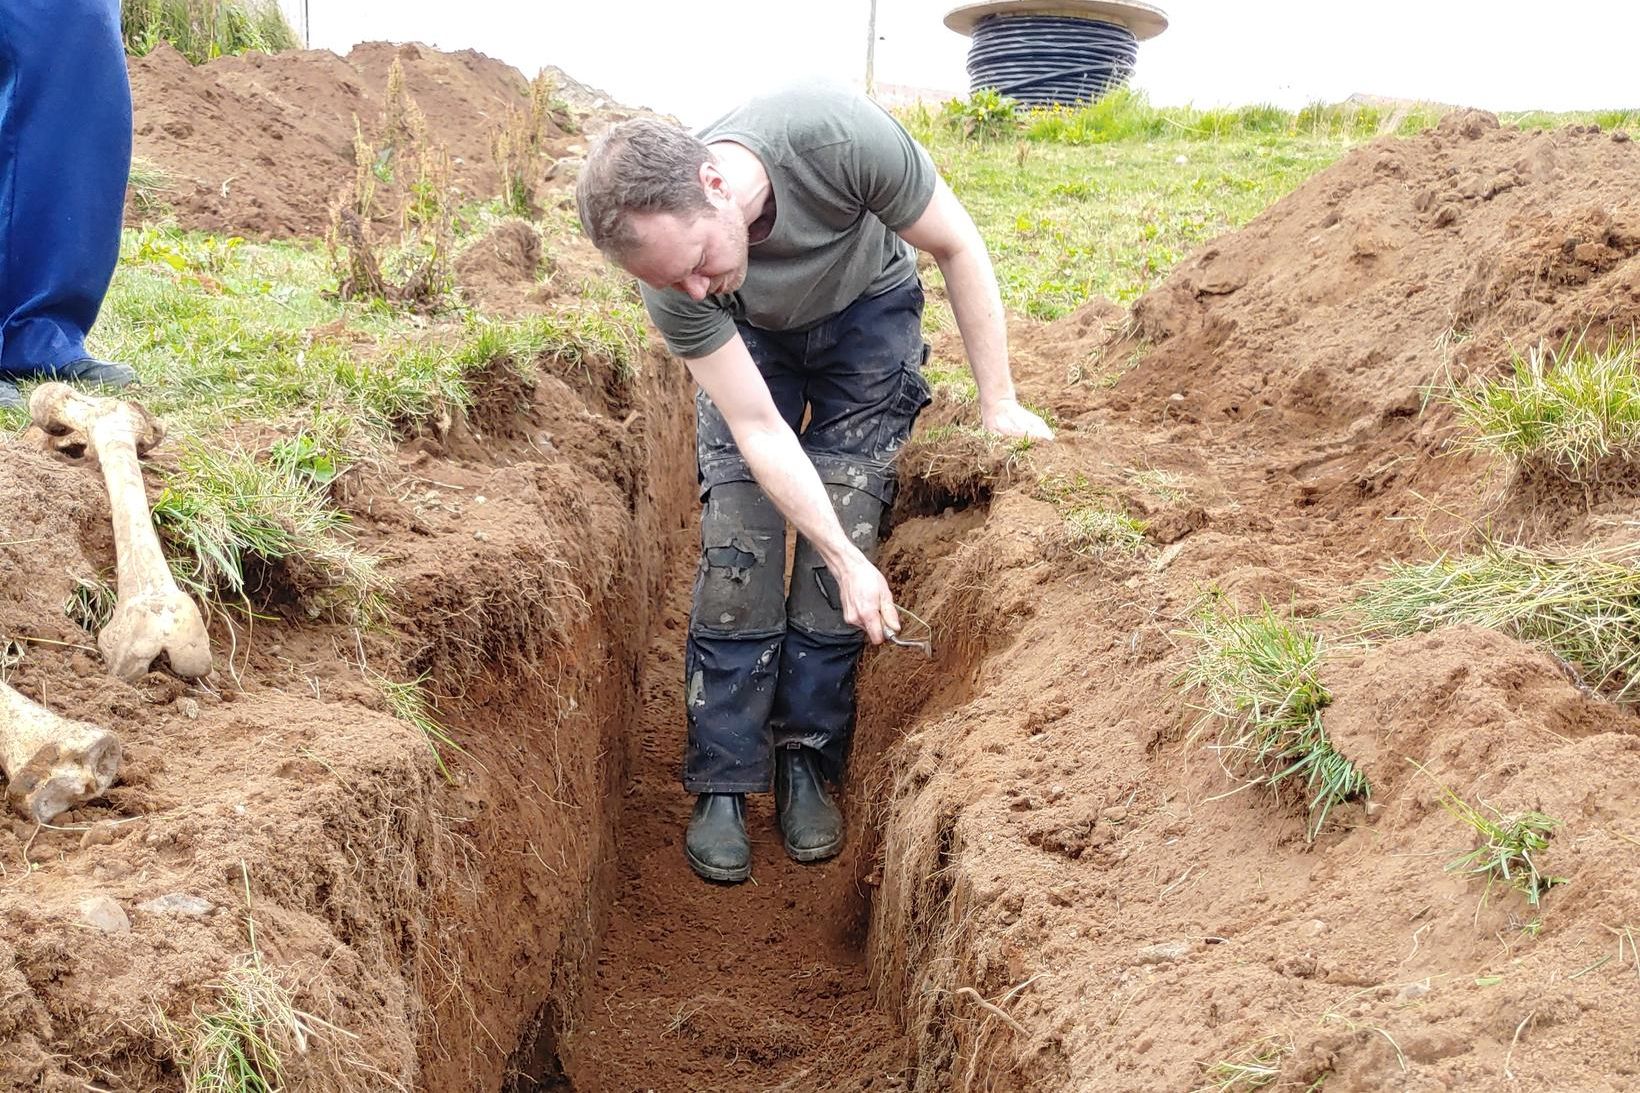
[719,206,750,293]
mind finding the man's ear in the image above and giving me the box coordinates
[699,160,731,208]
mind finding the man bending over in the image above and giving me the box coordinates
[577,84,1050,883]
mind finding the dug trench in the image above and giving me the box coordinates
[0,278,983,1089]
[5,65,1640,1093]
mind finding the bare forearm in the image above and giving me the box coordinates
[938,246,1016,409]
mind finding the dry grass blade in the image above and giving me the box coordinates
[1195,1033,1292,1091]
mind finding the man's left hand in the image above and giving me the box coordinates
[983,398,1055,442]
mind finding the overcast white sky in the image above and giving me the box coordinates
[281,1,1638,125]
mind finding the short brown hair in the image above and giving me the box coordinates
[576,118,712,258]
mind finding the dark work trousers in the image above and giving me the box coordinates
[0,0,132,374]
[683,276,933,794]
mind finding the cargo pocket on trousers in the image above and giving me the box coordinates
[874,343,934,460]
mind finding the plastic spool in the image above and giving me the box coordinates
[944,1,1169,108]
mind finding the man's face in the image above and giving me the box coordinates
[620,170,750,302]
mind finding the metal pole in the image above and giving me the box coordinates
[303,0,311,48]
[864,0,878,98]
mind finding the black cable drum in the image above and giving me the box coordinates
[965,13,1139,108]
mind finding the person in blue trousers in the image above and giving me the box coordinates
[0,0,138,410]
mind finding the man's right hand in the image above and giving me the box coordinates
[833,550,900,645]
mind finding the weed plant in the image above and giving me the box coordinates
[1442,334,1640,478]
[1355,542,1640,701]
[122,0,297,64]
[1413,763,1563,906]
[1179,600,1368,838]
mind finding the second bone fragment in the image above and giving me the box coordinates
[0,680,122,822]
[30,383,212,682]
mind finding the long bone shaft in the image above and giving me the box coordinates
[29,384,212,681]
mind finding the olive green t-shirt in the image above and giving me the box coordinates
[639,84,938,360]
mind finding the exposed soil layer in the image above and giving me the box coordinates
[863,112,1640,1090]
[127,41,618,238]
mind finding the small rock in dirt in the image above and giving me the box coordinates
[79,895,130,934]
[1136,940,1191,965]
[1614,130,1632,144]
[138,893,214,917]
[179,697,200,720]
[474,530,490,542]
[1100,806,1128,823]
[1399,982,1431,1002]
[1304,919,1328,937]
[79,821,119,850]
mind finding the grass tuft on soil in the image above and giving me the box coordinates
[369,668,464,781]
[1196,1034,1293,1091]
[152,443,389,624]
[1415,763,1564,907]
[164,870,354,1093]
[1063,505,1146,556]
[1443,333,1640,478]
[1179,600,1368,839]
[1355,541,1640,701]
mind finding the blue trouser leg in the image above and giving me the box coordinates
[683,279,931,793]
[0,0,132,375]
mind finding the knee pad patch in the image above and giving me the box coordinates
[693,482,787,634]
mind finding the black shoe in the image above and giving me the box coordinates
[685,793,751,883]
[775,746,844,862]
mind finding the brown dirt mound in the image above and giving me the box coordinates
[0,341,696,1090]
[128,42,588,237]
[857,111,1640,1090]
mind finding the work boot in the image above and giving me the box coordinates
[775,745,844,862]
[685,792,751,883]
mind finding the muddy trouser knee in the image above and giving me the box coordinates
[682,276,933,792]
[770,482,885,780]
[682,481,788,793]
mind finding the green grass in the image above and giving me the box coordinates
[368,669,465,781]
[1179,600,1369,839]
[899,91,1640,320]
[924,363,978,404]
[123,0,299,65]
[1354,542,1640,701]
[905,112,1352,319]
[1442,334,1640,478]
[1414,763,1563,907]
[164,868,348,1093]
[151,443,389,624]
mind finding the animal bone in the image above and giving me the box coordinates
[30,383,212,681]
[0,681,122,822]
